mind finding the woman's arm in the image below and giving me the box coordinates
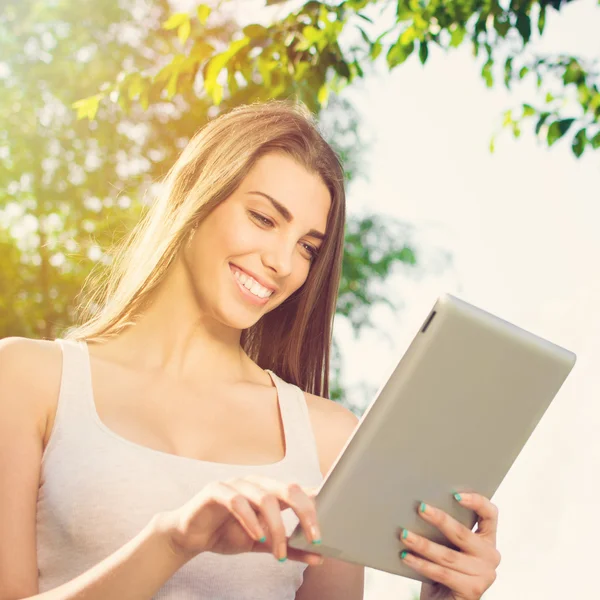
[0,338,190,600]
[28,514,189,600]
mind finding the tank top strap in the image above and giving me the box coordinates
[53,338,94,420]
[266,370,322,477]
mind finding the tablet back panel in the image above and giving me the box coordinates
[288,294,576,582]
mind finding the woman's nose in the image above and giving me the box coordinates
[261,242,294,277]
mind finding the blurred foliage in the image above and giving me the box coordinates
[84,0,598,158]
[0,0,422,405]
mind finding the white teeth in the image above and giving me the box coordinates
[233,268,273,299]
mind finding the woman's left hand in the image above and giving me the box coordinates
[397,493,500,600]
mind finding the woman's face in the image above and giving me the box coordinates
[183,151,332,330]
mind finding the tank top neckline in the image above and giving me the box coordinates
[76,339,294,469]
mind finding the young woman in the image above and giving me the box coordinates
[0,101,500,600]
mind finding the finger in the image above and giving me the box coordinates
[400,551,493,599]
[454,493,499,545]
[286,546,325,566]
[241,476,322,544]
[224,479,290,561]
[397,527,480,576]
[417,502,489,557]
[208,482,267,543]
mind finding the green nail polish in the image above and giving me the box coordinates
[419,502,426,513]
[278,556,287,562]
[402,528,408,540]
[453,492,462,502]
[259,536,266,543]
[400,550,408,560]
[311,539,322,545]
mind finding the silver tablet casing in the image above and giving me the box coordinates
[287,293,576,583]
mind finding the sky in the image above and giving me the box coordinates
[155,0,598,596]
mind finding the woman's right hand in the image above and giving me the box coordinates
[157,475,324,566]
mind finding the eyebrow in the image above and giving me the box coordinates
[247,191,326,241]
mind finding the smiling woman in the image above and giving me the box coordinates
[69,102,346,397]
[0,100,501,600]
[0,100,367,600]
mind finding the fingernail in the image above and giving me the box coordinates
[453,492,462,502]
[278,542,287,561]
[400,550,409,560]
[310,525,322,544]
[401,528,409,540]
[258,535,267,543]
[419,502,427,513]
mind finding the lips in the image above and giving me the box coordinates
[229,263,277,293]
[229,263,275,305]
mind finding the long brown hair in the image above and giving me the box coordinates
[66,100,346,398]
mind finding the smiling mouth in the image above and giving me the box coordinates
[229,265,275,301]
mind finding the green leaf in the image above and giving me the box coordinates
[370,41,382,60]
[243,24,268,39]
[356,11,373,24]
[504,56,513,88]
[564,62,583,85]
[481,60,493,88]
[178,19,191,45]
[197,4,211,25]
[538,5,546,35]
[418,40,428,65]
[317,83,329,106]
[519,66,529,79]
[303,25,321,43]
[163,12,189,31]
[572,128,587,158]
[547,118,575,146]
[71,94,102,120]
[494,15,510,37]
[591,131,600,149]
[166,71,179,99]
[522,104,535,117]
[127,74,144,100]
[292,60,310,81]
[190,40,215,60]
[357,26,371,46]
[386,39,414,68]
[347,0,370,9]
[535,112,550,135]
[204,37,250,97]
[449,26,465,48]
[211,82,223,105]
[352,58,364,77]
[515,13,531,44]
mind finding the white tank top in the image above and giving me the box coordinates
[37,339,324,598]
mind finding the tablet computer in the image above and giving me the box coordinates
[287,293,576,583]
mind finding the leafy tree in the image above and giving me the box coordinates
[84,0,598,157]
[0,0,420,405]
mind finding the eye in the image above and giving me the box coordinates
[300,242,319,261]
[248,210,275,228]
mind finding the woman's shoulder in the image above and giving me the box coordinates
[0,337,62,442]
[303,390,360,477]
